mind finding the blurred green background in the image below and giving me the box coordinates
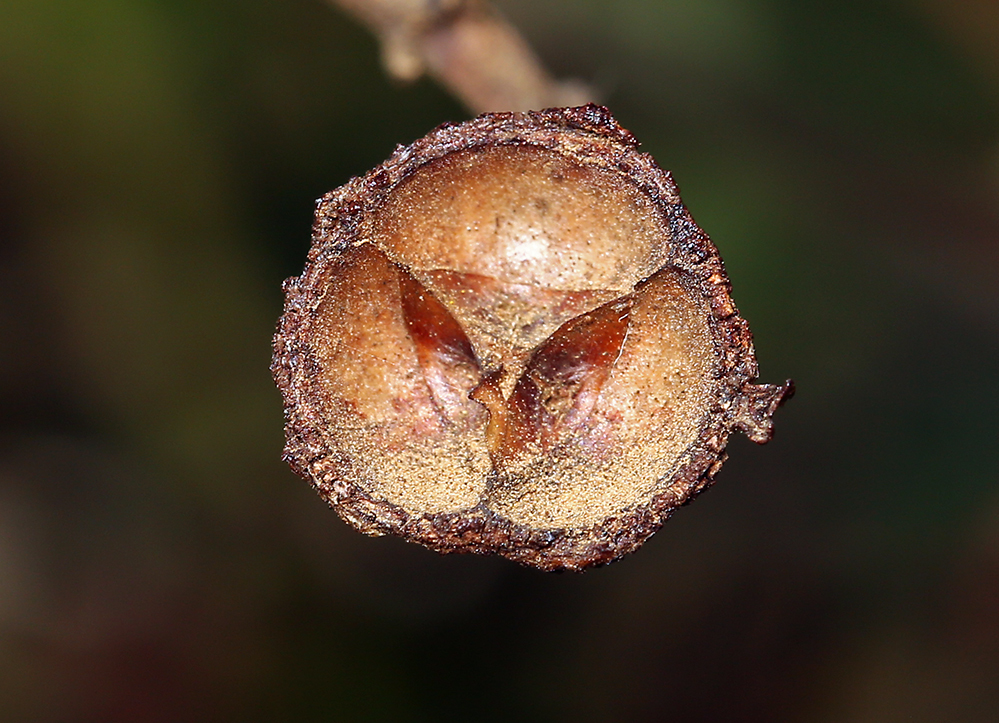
[2,0,998,720]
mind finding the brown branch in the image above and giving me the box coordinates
[330,0,593,113]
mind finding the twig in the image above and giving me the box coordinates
[330,0,593,113]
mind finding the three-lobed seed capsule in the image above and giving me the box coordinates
[272,105,792,571]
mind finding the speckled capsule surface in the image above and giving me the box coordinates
[272,105,792,571]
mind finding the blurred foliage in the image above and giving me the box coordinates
[1,0,998,721]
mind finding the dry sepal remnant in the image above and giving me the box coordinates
[272,105,792,571]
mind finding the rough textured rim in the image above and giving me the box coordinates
[271,104,792,572]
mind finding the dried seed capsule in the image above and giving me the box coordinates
[272,104,792,571]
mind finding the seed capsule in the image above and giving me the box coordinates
[272,105,792,571]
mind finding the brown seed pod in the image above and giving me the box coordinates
[272,104,792,571]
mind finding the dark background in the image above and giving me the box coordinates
[2,1,998,720]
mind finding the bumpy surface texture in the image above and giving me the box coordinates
[272,105,792,571]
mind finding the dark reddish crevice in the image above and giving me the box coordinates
[398,265,483,424]
[500,296,632,461]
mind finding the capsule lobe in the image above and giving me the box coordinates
[312,244,490,514]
